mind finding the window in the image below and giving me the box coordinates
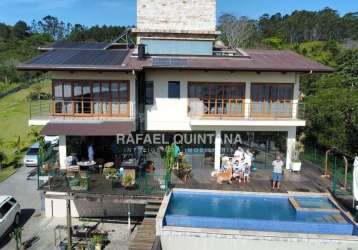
[52,80,130,116]
[0,202,13,216]
[10,198,17,204]
[251,83,293,117]
[145,81,154,105]
[188,83,245,116]
[168,81,180,98]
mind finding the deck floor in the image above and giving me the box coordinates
[172,161,332,193]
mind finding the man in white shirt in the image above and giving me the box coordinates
[272,155,284,190]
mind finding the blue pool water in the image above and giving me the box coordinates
[164,191,358,235]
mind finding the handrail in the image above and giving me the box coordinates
[188,100,305,120]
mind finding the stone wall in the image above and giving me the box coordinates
[137,0,216,32]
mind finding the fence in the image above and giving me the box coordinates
[302,146,354,195]
[37,144,59,189]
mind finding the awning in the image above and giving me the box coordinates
[41,121,134,136]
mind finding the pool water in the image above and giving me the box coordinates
[167,193,297,221]
[164,191,357,235]
[294,197,335,209]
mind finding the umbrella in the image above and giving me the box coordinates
[353,157,358,209]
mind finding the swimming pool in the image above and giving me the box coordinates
[163,190,358,235]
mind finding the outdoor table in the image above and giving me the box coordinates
[77,161,96,172]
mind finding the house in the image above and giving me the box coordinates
[18,0,333,185]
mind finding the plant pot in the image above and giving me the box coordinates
[291,161,302,172]
[95,244,102,250]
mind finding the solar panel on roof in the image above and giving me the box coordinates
[152,58,188,67]
[28,49,129,66]
[43,42,110,50]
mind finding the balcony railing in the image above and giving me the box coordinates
[29,99,132,120]
[188,100,305,120]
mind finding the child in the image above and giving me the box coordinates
[243,164,250,183]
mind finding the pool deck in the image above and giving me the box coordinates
[172,160,332,193]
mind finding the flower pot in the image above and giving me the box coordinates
[291,162,302,172]
[95,244,102,250]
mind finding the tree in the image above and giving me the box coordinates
[12,21,30,39]
[9,136,24,168]
[218,14,258,49]
[0,23,11,40]
[37,15,70,40]
[0,139,6,170]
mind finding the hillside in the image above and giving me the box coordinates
[0,80,51,157]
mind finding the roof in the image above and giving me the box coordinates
[144,50,334,73]
[40,121,134,136]
[39,41,110,51]
[0,195,11,205]
[17,49,136,71]
[17,42,334,73]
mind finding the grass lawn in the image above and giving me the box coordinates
[0,80,51,158]
[0,166,16,183]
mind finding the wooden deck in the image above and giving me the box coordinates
[172,161,332,193]
[129,218,157,250]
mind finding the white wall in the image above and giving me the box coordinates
[145,70,300,131]
[137,0,216,32]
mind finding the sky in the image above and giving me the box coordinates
[0,0,357,27]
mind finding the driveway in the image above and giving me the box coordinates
[0,167,133,250]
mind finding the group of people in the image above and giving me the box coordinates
[221,147,254,183]
[219,146,285,190]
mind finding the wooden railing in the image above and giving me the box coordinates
[29,99,131,119]
[188,99,304,120]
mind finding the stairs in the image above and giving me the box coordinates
[144,199,162,218]
[129,218,157,250]
[129,199,163,250]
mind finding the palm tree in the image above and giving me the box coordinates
[28,127,41,143]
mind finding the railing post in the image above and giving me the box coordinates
[332,155,337,195]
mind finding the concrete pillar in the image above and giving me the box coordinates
[214,129,222,170]
[292,74,300,119]
[244,82,251,119]
[59,135,67,169]
[286,127,297,170]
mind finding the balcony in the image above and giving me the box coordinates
[29,99,134,125]
[188,99,305,126]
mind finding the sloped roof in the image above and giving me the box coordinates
[17,49,136,71]
[39,41,110,51]
[145,50,334,73]
[41,121,134,136]
[17,41,334,73]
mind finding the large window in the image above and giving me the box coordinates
[53,80,130,116]
[251,83,293,117]
[168,81,180,98]
[188,82,245,116]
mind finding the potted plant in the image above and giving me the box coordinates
[177,153,192,182]
[123,174,134,188]
[291,133,305,172]
[92,234,104,250]
[144,161,155,173]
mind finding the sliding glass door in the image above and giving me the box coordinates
[251,83,293,118]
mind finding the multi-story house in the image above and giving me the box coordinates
[19,0,332,185]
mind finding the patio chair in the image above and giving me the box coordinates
[104,162,114,169]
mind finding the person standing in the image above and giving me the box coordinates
[272,155,284,190]
[88,144,95,162]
